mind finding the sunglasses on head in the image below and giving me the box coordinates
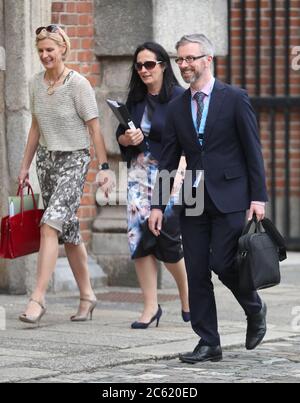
[35,25,61,35]
[134,60,163,71]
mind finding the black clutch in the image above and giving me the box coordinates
[141,218,157,251]
[140,218,180,251]
[236,216,287,292]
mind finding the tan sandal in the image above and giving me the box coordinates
[70,298,97,322]
[19,299,46,326]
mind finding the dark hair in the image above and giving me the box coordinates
[127,42,179,105]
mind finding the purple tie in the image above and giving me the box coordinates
[193,91,206,133]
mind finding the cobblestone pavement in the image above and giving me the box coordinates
[0,257,299,384]
[30,336,300,383]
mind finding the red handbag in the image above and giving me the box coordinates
[0,184,44,259]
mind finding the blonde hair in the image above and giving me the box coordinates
[36,26,71,59]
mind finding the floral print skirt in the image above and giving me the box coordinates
[127,151,184,262]
[36,145,90,245]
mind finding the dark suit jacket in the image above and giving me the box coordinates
[153,79,268,214]
[116,86,184,166]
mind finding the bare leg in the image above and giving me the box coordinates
[134,255,159,323]
[164,258,189,312]
[65,242,96,316]
[23,224,59,317]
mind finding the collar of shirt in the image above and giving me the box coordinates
[190,77,215,99]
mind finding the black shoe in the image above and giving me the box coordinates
[246,301,267,350]
[131,305,162,329]
[179,344,223,364]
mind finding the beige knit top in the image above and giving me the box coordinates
[29,70,99,151]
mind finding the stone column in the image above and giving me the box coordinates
[0,0,7,200]
[93,0,153,286]
[0,0,51,294]
[92,0,227,286]
[0,0,9,289]
[153,0,228,56]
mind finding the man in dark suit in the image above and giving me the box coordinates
[149,34,268,363]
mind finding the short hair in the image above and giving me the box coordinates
[175,34,215,57]
[35,26,71,59]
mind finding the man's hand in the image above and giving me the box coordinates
[248,202,265,221]
[148,209,163,237]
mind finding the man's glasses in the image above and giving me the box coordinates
[134,60,163,71]
[36,25,61,35]
[175,55,207,65]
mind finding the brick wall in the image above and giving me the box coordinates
[216,0,300,198]
[52,0,101,246]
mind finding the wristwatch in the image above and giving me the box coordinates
[98,162,110,171]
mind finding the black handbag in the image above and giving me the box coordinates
[237,216,287,292]
[141,218,157,251]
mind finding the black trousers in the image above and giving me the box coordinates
[180,189,262,346]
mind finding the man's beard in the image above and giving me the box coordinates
[181,68,201,84]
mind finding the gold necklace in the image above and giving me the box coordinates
[45,67,66,95]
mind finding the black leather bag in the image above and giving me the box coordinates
[141,218,157,251]
[237,216,287,292]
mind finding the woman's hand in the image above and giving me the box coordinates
[149,209,164,237]
[96,169,116,197]
[121,129,144,147]
[18,168,30,187]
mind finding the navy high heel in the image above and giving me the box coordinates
[181,310,191,322]
[131,305,162,329]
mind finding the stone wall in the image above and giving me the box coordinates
[49,0,228,286]
[0,0,51,294]
[153,0,227,56]
[0,0,7,212]
[0,0,8,289]
[92,0,228,286]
